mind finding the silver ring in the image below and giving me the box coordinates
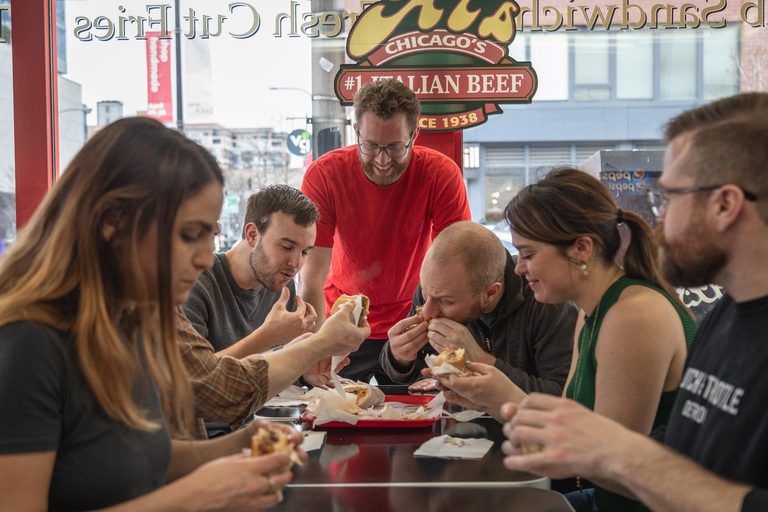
[266,476,277,495]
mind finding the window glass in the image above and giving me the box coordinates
[616,30,653,100]
[0,0,13,250]
[574,31,611,101]
[529,32,568,101]
[659,32,697,100]
[703,25,740,100]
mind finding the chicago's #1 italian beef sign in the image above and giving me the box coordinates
[335,0,538,132]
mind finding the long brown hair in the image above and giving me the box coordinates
[0,117,223,435]
[504,167,685,309]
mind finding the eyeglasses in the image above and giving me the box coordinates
[646,184,758,218]
[356,131,414,157]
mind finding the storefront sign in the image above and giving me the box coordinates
[287,129,312,156]
[145,32,173,123]
[335,0,538,132]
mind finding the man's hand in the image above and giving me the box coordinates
[315,301,370,356]
[426,317,494,364]
[431,362,525,421]
[262,287,317,345]
[301,356,350,388]
[408,377,439,393]
[501,394,631,479]
[388,315,430,368]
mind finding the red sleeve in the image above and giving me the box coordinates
[430,157,472,238]
[301,161,336,248]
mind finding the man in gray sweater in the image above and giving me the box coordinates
[182,185,323,437]
[380,221,577,395]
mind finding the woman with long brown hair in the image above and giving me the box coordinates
[431,167,696,512]
[0,117,368,511]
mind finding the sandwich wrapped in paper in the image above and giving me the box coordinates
[343,382,386,408]
[330,294,370,327]
[425,348,473,377]
[251,425,303,466]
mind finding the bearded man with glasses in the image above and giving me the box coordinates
[300,79,471,384]
[501,93,768,512]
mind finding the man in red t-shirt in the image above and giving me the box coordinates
[300,79,471,384]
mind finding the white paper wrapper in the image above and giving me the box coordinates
[330,295,364,398]
[309,388,360,426]
[413,435,494,459]
[424,353,473,377]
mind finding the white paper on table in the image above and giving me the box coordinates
[330,295,363,398]
[301,431,327,452]
[263,385,326,407]
[443,409,490,422]
[413,435,494,459]
[424,354,473,377]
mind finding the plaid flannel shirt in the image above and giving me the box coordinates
[176,308,269,439]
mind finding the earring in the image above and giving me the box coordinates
[579,263,589,276]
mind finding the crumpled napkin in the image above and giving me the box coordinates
[413,435,494,459]
[311,388,360,426]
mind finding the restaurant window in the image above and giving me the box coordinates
[529,32,569,101]
[0,0,13,251]
[616,30,654,100]
[659,32,698,100]
[703,25,741,100]
[573,31,611,101]
[8,0,766,242]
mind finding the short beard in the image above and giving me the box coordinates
[359,151,410,186]
[455,299,487,326]
[657,223,727,288]
[248,240,283,292]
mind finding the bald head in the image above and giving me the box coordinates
[426,221,507,292]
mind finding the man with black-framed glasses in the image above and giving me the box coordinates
[300,79,471,384]
[501,93,768,512]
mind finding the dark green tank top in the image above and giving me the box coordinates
[565,276,697,512]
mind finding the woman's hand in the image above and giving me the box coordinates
[427,362,527,422]
[181,451,293,511]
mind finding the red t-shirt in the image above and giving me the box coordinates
[301,144,471,338]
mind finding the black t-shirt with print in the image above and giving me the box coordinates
[665,294,768,511]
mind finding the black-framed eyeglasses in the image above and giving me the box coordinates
[356,131,414,157]
[646,184,758,218]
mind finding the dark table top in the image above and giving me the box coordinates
[271,485,576,512]
[257,386,549,489]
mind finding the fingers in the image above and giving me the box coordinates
[293,293,306,314]
[304,302,317,320]
[276,287,290,307]
[500,402,518,422]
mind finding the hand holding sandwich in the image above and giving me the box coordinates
[426,317,495,365]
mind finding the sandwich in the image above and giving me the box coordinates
[343,382,386,408]
[405,305,431,331]
[330,294,370,327]
[434,348,467,373]
[251,425,303,466]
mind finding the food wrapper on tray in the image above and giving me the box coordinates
[306,390,446,426]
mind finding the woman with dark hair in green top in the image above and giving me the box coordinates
[431,167,696,512]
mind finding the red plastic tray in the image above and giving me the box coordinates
[301,394,440,428]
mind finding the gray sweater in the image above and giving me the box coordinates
[380,253,578,395]
[183,253,296,352]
